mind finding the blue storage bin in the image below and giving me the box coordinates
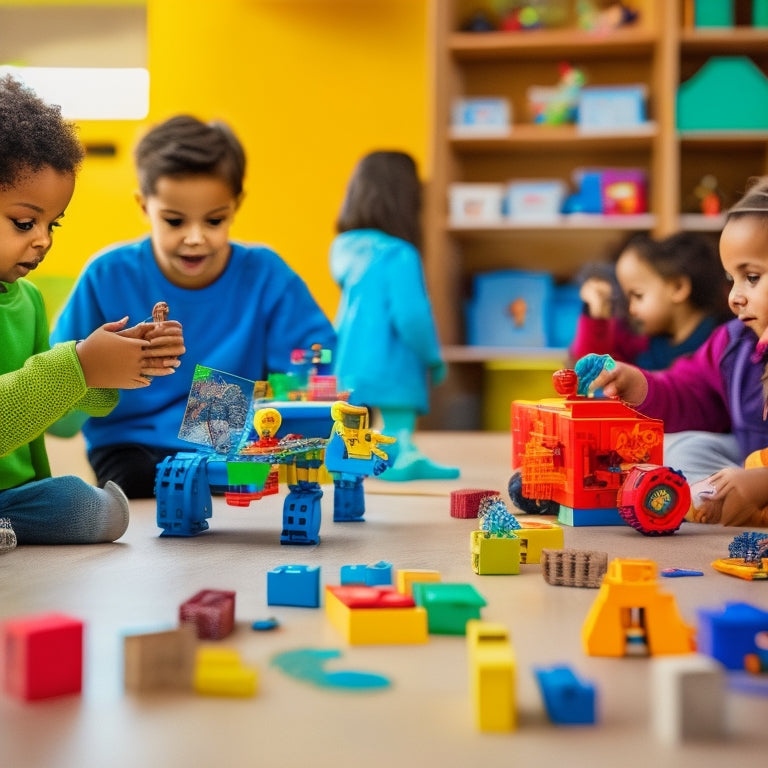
[466,270,553,347]
[549,283,582,348]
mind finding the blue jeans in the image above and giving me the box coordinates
[0,475,123,544]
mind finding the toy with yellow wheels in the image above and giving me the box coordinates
[617,464,691,536]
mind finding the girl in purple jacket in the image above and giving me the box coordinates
[581,177,768,526]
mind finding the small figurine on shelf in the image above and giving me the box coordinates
[535,63,586,125]
[693,174,723,217]
[577,1,639,32]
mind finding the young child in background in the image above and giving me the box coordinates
[330,150,458,481]
[0,75,184,546]
[52,115,335,498]
[580,176,768,525]
[570,231,729,369]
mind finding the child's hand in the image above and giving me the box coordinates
[76,319,152,389]
[118,319,186,376]
[579,277,614,319]
[583,359,648,405]
[693,467,768,526]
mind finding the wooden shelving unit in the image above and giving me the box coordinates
[422,0,768,430]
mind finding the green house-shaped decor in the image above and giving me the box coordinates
[677,56,768,131]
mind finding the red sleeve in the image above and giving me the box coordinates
[570,314,648,364]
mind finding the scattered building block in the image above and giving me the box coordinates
[267,565,321,608]
[697,602,768,670]
[363,560,393,586]
[582,559,695,657]
[340,561,393,586]
[450,488,499,518]
[412,582,487,635]
[123,625,196,692]
[340,564,368,584]
[558,506,624,527]
[194,647,257,697]
[179,589,236,640]
[467,620,516,732]
[1,613,83,701]
[651,654,726,744]
[325,585,428,645]
[396,569,441,596]
[470,530,520,575]
[542,548,608,588]
[515,520,564,564]
[534,664,596,725]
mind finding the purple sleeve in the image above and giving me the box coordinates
[639,324,731,433]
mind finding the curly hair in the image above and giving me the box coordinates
[134,115,246,199]
[0,74,84,190]
[622,230,730,321]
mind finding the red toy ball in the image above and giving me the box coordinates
[552,368,578,396]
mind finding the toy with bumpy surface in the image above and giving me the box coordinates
[617,464,691,536]
[478,495,521,538]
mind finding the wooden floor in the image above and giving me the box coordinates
[1,431,767,768]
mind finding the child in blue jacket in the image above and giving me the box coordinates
[330,151,458,481]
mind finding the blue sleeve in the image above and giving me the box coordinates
[385,243,442,366]
[263,271,336,373]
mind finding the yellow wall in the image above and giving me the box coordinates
[42,0,429,322]
[146,0,429,319]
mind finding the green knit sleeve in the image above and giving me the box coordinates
[0,342,118,457]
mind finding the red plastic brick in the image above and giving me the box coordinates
[1,613,83,701]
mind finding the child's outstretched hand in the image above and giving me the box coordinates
[574,354,648,405]
[691,467,768,526]
[76,318,154,389]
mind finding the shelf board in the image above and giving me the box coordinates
[449,28,657,60]
[442,345,569,365]
[681,28,768,53]
[679,213,726,231]
[448,213,656,233]
[450,123,657,151]
[679,129,768,147]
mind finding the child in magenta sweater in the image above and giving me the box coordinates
[570,231,729,369]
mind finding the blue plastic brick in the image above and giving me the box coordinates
[697,602,768,670]
[267,565,321,608]
[340,561,393,586]
[535,665,597,725]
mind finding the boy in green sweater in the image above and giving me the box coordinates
[0,74,184,547]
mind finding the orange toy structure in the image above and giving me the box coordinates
[582,559,696,657]
[510,368,689,533]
